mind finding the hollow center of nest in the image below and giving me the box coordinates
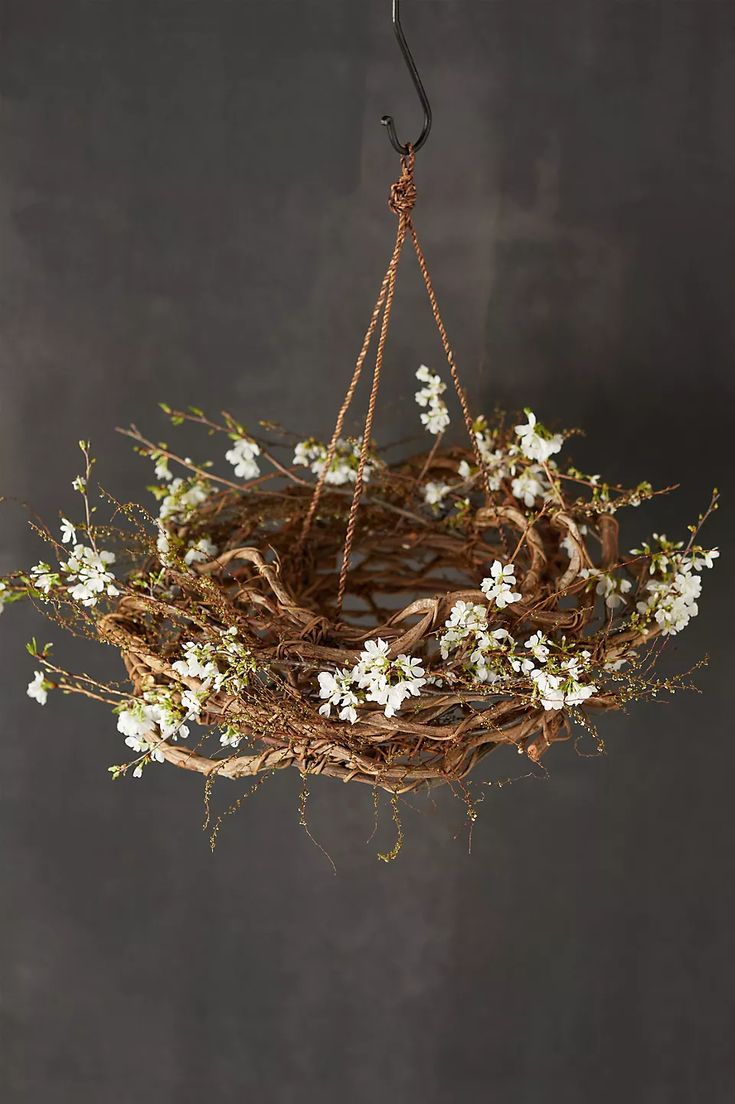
[295,524,498,628]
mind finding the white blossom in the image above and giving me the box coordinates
[424,481,451,508]
[456,625,519,685]
[564,681,597,707]
[30,562,60,596]
[508,653,536,676]
[353,637,392,686]
[361,651,426,718]
[27,670,50,705]
[415,365,450,436]
[580,568,633,610]
[638,570,701,635]
[467,628,511,684]
[156,526,173,566]
[225,437,261,481]
[180,688,204,718]
[511,466,547,508]
[481,561,522,610]
[219,725,243,749]
[60,518,77,544]
[183,537,218,566]
[150,451,173,482]
[691,548,719,570]
[514,410,563,463]
[460,437,519,493]
[525,631,550,663]
[561,523,588,559]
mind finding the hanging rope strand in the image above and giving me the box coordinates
[333,149,418,616]
[408,222,490,497]
[336,226,404,615]
[300,151,416,554]
[300,148,487,610]
[299,220,407,553]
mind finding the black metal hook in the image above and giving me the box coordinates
[381,0,432,155]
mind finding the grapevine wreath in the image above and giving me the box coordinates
[1,151,719,855]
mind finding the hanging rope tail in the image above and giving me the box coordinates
[299,149,489,617]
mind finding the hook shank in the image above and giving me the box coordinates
[381,0,432,155]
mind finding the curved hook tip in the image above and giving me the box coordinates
[382,0,432,156]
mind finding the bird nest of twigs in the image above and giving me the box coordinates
[5,403,718,800]
[94,450,694,791]
[1,153,719,855]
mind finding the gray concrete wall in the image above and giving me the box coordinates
[1,3,733,1101]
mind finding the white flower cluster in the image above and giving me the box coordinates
[580,567,633,610]
[155,476,213,568]
[0,581,6,616]
[117,687,194,777]
[472,421,520,488]
[439,603,598,710]
[459,452,509,493]
[530,651,597,710]
[480,561,522,610]
[158,477,210,525]
[62,544,119,607]
[171,627,255,699]
[439,563,521,660]
[415,365,450,435]
[514,410,563,463]
[116,629,255,772]
[635,536,719,636]
[456,416,558,508]
[28,520,119,609]
[440,600,490,658]
[318,638,426,723]
[293,437,372,486]
[225,437,261,481]
[157,529,218,570]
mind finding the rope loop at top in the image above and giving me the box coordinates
[388,147,417,216]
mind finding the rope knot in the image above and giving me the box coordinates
[388,151,416,216]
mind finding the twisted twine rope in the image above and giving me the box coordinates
[300,149,489,616]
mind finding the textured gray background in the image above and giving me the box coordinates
[1,2,734,1101]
